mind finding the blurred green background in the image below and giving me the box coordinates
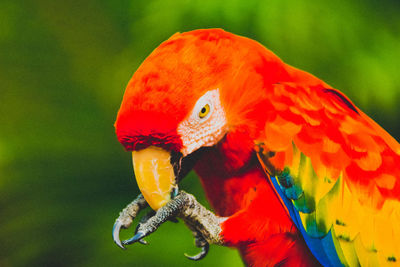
[1,0,400,266]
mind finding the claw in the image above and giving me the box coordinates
[184,243,209,261]
[112,220,126,250]
[123,231,146,245]
[138,239,148,245]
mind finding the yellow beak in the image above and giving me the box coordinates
[132,146,177,210]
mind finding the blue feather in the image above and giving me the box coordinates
[271,176,344,267]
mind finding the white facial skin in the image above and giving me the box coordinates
[177,89,228,156]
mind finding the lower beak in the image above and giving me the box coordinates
[132,146,178,210]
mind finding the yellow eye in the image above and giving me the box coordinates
[198,104,210,118]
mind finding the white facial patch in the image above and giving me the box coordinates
[177,89,228,156]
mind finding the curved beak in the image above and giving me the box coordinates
[132,146,178,210]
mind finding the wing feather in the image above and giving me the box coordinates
[257,82,400,266]
[262,82,400,202]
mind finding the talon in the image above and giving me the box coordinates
[123,231,146,245]
[184,243,209,261]
[138,239,148,245]
[112,220,126,249]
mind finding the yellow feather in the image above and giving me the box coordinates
[354,234,380,266]
[261,143,400,266]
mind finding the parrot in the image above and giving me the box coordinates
[112,28,400,266]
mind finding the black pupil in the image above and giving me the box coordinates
[201,107,207,114]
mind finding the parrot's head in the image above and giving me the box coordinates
[115,29,288,210]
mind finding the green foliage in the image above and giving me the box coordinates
[0,0,399,266]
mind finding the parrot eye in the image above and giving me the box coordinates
[198,104,210,119]
[177,88,227,156]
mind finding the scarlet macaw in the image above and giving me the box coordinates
[112,29,400,266]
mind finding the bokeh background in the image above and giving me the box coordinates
[1,0,400,266]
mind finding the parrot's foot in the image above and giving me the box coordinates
[184,229,209,261]
[112,191,225,261]
[112,194,148,249]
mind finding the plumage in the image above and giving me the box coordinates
[255,80,400,265]
[115,28,400,266]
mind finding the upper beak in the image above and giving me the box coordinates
[132,146,178,210]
